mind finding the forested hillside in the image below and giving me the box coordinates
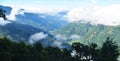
[52,22,120,45]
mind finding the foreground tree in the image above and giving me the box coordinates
[0,36,119,61]
[89,43,99,61]
[0,37,12,61]
[72,42,100,61]
[99,37,120,61]
[0,9,7,20]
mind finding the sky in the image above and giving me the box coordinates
[0,0,120,9]
[0,0,120,26]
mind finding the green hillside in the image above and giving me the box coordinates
[52,22,120,46]
[52,22,93,37]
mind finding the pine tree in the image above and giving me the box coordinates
[99,37,120,61]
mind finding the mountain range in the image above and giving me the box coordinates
[0,5,120,48]
[52,21,120,46]
[15,11,68,31]
[0,5,68,31]
[0,5,71,48]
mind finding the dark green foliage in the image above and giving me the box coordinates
[0,37,119,61]
[72,43,98,61]
[11,41,30,61]
[0,9,7,20]
[0,37,72,61]
[33,42,43,52]
[89,43,99,61]
[99,37,120,61]
[72,37,119,61]
[42,47,62,61]
[0,37,12,61]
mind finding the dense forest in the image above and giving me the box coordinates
[0,36,119,61]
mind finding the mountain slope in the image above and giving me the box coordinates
[82,25,120,45]
[0,22,71,48]
[0,22,54,42]
[52,22,93,37]
[0,5,68,31]
[52,22,120,46]
[0,5,71,48]
[15,12,68,31]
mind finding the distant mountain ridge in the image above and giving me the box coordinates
[0,5,71,48]
[3,5,120,48]
[0,22,53,41]
[0,5,68,31]
[15,12,68,31]
[52,22,120,46]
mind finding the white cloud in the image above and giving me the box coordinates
[55,34,67,41]
[52,41,63,48]
[24,8,68,16]
[71,50,77,57]
[65,4,120,26]
[29,32,48,44]
[70,35,81,40]
[0,18,11,26]
[7,6,68,21]
[7,6,25,20]
[7,7,19,20]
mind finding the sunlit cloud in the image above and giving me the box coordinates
[65,4,120,26]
